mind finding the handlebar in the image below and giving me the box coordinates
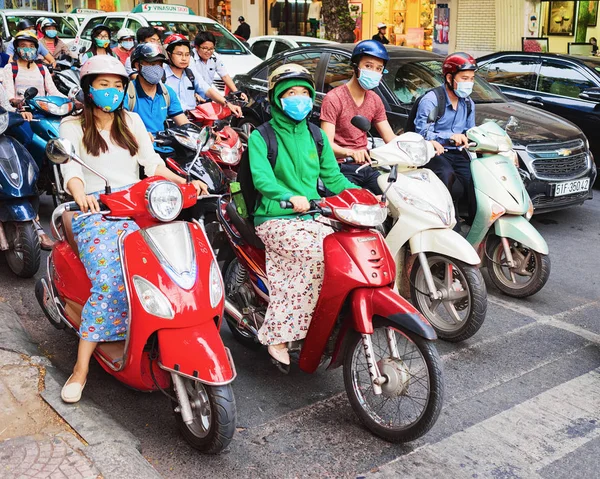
[340,157,355,164]
[279,199,331,216]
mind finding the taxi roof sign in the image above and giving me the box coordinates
[132,4,195,15]
[70,8,104,14]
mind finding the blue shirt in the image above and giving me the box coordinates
[126,80,184,134]
[163,64,211,112]
[0,52,9,68]
[415,88,475,144]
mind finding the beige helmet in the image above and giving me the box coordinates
[268,63,315,101]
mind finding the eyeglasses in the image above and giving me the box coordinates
[199,46,215,52]
[97,35,110,40]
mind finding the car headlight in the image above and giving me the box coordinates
[33,99,74,116]
[394,186,453,226]
[0,108,8,136]
[334,203,387,227]
[145,181,183,222]
[133,275,174,319]
[209,259,223,308]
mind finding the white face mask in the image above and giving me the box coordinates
[454,80,474,98]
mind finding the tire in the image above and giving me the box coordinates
[343,319,444,443]
[4,222,41,278]
[485,236,551,298]
[172,380,236,454]
[222,259,261,349]
[409,254,487,342]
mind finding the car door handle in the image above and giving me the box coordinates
[527,97,544,107]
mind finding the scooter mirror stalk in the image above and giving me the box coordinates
[381,165,398,204]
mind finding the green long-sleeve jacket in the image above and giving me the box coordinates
[249,78,356,225]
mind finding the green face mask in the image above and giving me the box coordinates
[94,37,110,48]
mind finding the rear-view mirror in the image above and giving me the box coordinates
[351,115,371,132]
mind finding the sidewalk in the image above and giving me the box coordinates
[0,301,162,479]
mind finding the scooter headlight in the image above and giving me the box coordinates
[209,260,223,308]
[334,203,387,227]
[394,185,454,226]
[32,99,74,116]
[498,149,519,167]
[145,181,183,222]
[133,275,174,319]
[525,199,534,220]
[0,108,8,136]
[211,138,242,165]
[173,133,198,151]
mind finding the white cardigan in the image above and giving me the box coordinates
[59,111,165,195]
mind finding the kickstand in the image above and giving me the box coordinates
[271,358,291,374]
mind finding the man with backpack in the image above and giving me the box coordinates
[125,26,162,76]
[162,34,242,116]
[125,43,189,135]
[412,52,477,219]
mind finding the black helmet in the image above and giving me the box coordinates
[91,24,111,39]
[238,16,245,22]
[16,18,35,31]
[131,42,167,67]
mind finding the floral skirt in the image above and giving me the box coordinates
[255,218,333,345]
[72,213,139,342]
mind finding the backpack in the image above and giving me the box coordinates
[125,80,171,111]
[404,85,472,133]
[162,67,196,85]
[237,121,324,219]
[11,60,46,82]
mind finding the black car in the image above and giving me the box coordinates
[232,44,596,213]
[477,52,600,174]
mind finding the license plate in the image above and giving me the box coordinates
[553,178,590,197]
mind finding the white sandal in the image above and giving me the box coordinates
[268,345,290,365]
[61,374,87,403]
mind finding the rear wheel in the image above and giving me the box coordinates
[172,380,236,454]
[485,236,550,298]
[410,254,487,342]
[4,222,41,278]
[343,319,444,443]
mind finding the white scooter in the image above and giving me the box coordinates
[367,130,487,342]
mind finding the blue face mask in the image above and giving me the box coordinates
[280,95,313,121]
[121,40,134,51]
[45,30,58,39]
[357,68,383,90]
[89,86,125,112]
[454,81,474,98]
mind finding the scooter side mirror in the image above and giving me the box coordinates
[388,164,398,183]
[351,115,371,133]
[23,87,39,101]
[46,138,76,165]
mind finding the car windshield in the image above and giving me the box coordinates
[147,21,248,54]
[5,15,78,38]
[384,59,506,105]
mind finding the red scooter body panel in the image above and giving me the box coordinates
[158,322,234,384]
[189,102,232,125]
[52,242,91,306]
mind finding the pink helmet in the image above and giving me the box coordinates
[80,55,128,82]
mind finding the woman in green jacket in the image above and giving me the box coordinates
[248,64,357,366]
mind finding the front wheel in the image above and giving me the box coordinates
[485,236,551,298]
[4,221,41,278]
[172,380,236,454]
[410,254,487,342]
[343,320,444,443]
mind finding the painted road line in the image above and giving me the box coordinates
[367,368,600,478]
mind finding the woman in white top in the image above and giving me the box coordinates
[59,55,208,404]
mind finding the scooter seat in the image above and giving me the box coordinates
[61,211,79,257]
[225,202,264,250]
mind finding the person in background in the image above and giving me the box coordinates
[112,28,136,65]
[234,16,251,41]
[6,19,55,67]
[80,24,116,65]
[125,26,161,76]
[39,18,74,60]
[307,0,322,37]
[249,64,356,365]
[125,43,189,135]
[163,34,242,116]
[0,38,9,68]
[590,37,598,55]
[191,32,247,101]
[372,23,389,45]
[58,55,207,403]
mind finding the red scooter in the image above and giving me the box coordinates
[187,92,246,180]
[218,188,444,443]
[35,137,237,454]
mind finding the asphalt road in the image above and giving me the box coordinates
[1,194,599,478]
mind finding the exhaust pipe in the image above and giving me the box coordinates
[225,300,258,335]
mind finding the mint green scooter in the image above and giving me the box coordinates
[464,121,550,298]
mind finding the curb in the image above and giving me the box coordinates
[0,301,162,479]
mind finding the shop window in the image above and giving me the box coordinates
[324,53,353,93]
[251,40,272,60]
[479,57,540,90]
[537,60,594,98]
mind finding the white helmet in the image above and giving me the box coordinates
[80,55,128,82]
[116,28,135,42]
